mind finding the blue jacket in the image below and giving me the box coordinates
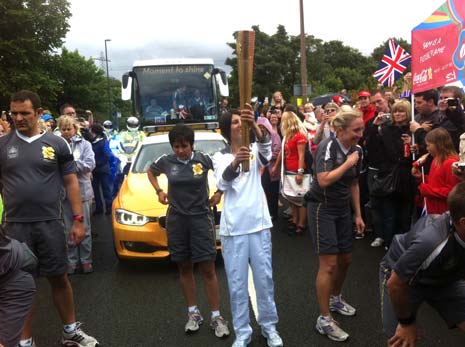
[92,136,113,175]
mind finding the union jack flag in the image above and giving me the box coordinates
[373,39,411,87]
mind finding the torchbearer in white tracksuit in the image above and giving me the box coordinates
[212,107,284,347]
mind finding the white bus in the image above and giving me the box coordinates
[122,58,229,126]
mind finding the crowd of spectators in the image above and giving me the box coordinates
[251,85,465,345]
[1,84,465,347]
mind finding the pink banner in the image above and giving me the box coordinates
[411,0,465,93]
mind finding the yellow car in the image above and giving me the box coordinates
[112,130,228,260]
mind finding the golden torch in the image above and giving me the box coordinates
[236,30,255,172]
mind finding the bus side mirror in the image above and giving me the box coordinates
[122,73,129,88]
[213,68,229,97]
[121,72,133,101]
[220,71,227,85]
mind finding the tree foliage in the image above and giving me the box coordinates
[0,0,131,120]
[1,2,410,118]
[225,27,411,106]
[55,48,107,112]
[0,0,71,108]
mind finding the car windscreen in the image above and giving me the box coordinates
[133,139,229,173]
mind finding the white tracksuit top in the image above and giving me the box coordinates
[212,141,273,236]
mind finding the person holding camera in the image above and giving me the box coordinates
[437,85,465,152]
[409,89,440,157]
[312,102,340,145]
[365,99,415,249]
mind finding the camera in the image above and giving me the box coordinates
[447,98,459,107]
[382,113,391,121]
[458,162,465,169]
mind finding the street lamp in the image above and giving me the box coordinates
[104,39,112,124]
[299,0,308,103]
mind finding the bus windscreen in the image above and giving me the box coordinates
[133,64,217,125]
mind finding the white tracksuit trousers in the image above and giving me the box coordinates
[221,229,279,341]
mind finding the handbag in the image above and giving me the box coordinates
[370,163,400,197]
[280,136,311,198]
[282,171,311,197]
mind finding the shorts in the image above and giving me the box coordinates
[166,208,217,263]
[0,270,36,347]
[307,201,353,254]
[4,220,68,277]
[379,261,465,337]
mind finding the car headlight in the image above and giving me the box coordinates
[115,209,150,226]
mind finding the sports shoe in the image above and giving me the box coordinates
[185,311,203,333]
[262,330,283,347]
[370,237,384,247]
[18,339,37,347]
[316,315,349,342]
[61,322,99,347]
[330,295,356,316]
[210,315,230,338]
[82,263,93,274]
[231,336,251,347]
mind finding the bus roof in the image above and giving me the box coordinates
[132,58,215,68]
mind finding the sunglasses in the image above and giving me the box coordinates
[326,109,336,113]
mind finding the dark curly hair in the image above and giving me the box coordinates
[168,124,194,147]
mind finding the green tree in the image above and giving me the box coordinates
[55,48,107,115]
[225,26,387,106]
[54,49,131,125]
[0,0,71,108]
[226,25,299,106]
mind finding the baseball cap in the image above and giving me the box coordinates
[332,95,343,106]
[358,91,370,98]
[41,114,53,121]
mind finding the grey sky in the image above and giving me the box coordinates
[64,0,441,79]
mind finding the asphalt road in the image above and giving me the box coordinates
[31,213,465,347]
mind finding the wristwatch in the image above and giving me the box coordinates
[73,214,84,223]
[398,314,416,326]
[156,188,163,194]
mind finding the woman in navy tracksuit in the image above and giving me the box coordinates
[90,124,114,215]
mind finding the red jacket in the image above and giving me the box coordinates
[359,104,376,125]
[419,156,459,214]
